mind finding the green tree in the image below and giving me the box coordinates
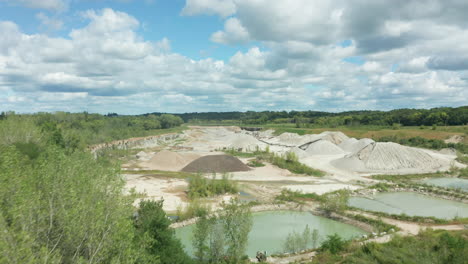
[320,190,350,215]
[135,200,193,264]
[221,199,253,262]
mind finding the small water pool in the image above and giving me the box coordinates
[421,178,468,192]
[174,210,366,257]
[349,192,468,219]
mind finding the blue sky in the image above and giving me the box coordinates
[0,0,467,114]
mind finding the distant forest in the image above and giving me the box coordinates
[148,106,468,127]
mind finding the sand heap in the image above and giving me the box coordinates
[181,155,251,173]
[332,142,450,172]
[274,133,322,146]
[338,138,358,152]
[229,134,265,151]
[289,146,308,158]
[319,131,349,145]
[305,140,345,155]
[140,150,200,171]
[339,138,375,153]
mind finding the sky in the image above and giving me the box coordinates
[0,0,467,114]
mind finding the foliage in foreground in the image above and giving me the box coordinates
[135,200,194,264]
[192,199,253,264]
[310,229,468,264]
[0,118,192,263]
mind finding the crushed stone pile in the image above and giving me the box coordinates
[338,138,358,152]
[289,146,308,158]
[140,150,200,171]
[275,132,322,146]
[305,140,345,155]
[339,138,375,153]
[181,155,251,173]
[319,131,349,145]
[332,142,449,172]
[229,134,265,151]
[277,132,305,145]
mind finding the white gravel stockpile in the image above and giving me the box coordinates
[229,134,265,151]
[140,150,200,171]
[319,131,349,145]
[333,142,451,172]
[338,138,358,152]
[305,140,345,155]
[349,138,375,153]
[363,142,447,170]
[289,146,308,158]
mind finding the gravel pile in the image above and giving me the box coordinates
[181,154,251,173]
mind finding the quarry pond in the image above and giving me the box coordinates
[349,192,468,219]
[174,211,367,257]
[421,178,468,192]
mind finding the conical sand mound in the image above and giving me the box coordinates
[140,150,200,171]
[181,155,251,173]
[362,142,446,170]
[229,134,265,151]
[305,140,345,155]
[338,138,358,152]
[319,131,349,145]
[333,142,449,172]
[339,138,375,153]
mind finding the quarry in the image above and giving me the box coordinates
[111,126,468,263]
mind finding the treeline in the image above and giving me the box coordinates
[157,106,468,127]
[0,111,184,149]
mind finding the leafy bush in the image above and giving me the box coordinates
[276,189,325,204]
[320,190,350,215]
[175,199,211,221]
[187,173,238,199]
[320,234,347,254]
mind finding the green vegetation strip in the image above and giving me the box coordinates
[309,229,468,264]
[225,148,326,176]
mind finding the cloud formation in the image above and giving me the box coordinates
[1,0,68,11]
[1,1,468,114]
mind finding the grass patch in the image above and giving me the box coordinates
[343,213,399,233]
[370,172,448,182]
[247,158,265,167]
[224,148,325,177]
[275,189,326,204]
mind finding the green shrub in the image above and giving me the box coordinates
[320,234,347,254]
[187,173,238,199]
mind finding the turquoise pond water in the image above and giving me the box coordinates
[421,178,468,192]
[349,192,468,219]
[174,210,367,257]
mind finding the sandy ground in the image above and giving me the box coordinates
[124,174,188,212]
